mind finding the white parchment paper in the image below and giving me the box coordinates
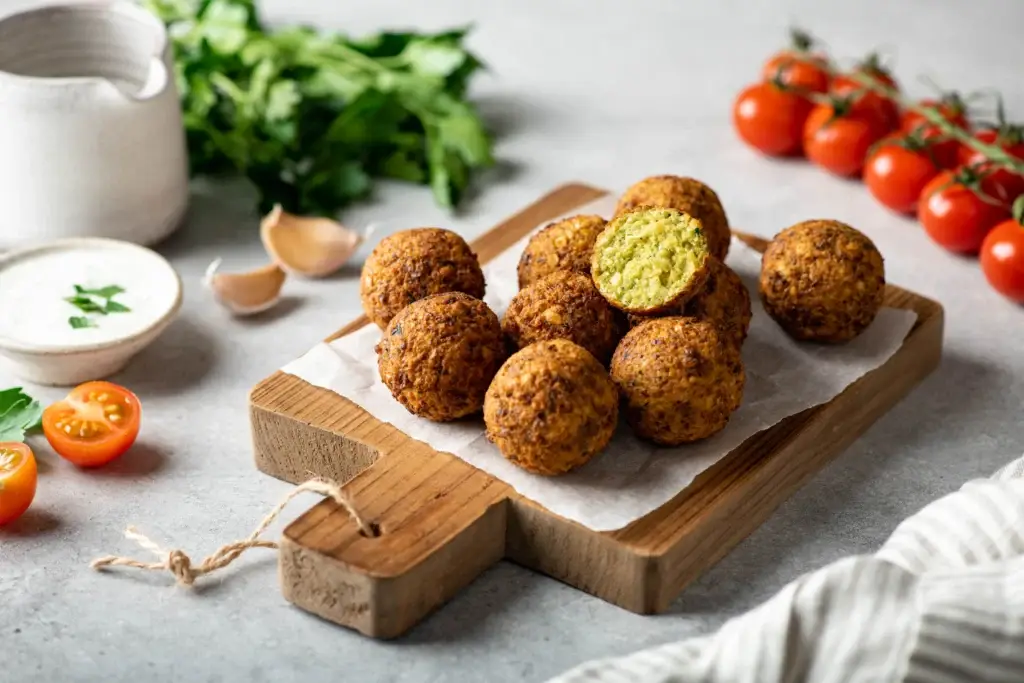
[281,195,918,531]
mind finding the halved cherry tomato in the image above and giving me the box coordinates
[864,135,940,214]
[918,168,1010,253]
[981,216,1024,303]
[761,29,830,94]
[42,381,141,467]
[0,442,37,526]
[957,127,1024,202]
[733,81,813,156]
[830,54,900,132]
[804,97,888,177]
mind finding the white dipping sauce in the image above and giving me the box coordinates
[0,241,180,350]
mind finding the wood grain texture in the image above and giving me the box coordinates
[250,182,944,638]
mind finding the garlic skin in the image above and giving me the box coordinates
[260,205,366,278]
[204,258,286,316]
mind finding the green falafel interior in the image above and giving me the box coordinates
[592,207,710,311]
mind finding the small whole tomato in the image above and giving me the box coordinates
[0,442,37,526]
[804,97,888,177]
[918,167,1010,253]
[864,134,941,214]
[980,199,1024,302]
[42,381,141,467]
[901,93,970,134]
[761,29,830,94]
[733,81,813,156]
[957,126,1024,202]
[830,53,900,132]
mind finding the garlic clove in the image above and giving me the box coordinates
[204,258,286,316]
[260,204,366,278]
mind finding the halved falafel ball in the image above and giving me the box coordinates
[376,292,506,422]
[484,339,618,475]
[517,214,607,288]
[610,317,745,445]
[502,271,624,365]
[360,228,485,329]
[624,257,753,348]
[615,175,732,261]
[591,207,711,315]
[759,219,885,343]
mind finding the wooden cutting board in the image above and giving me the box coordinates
[249,182,944,639]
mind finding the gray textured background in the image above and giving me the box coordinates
[2,0,1023,681]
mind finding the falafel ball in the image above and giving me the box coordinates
[484,339,619,475]
[517,214,607,288]
[376,292,506,422]
[615,175,732,261]
[759,219,885,343]
[610,317,745,445]
[502,271,624,365]
[591,207,711,315]
[360,228,485,329]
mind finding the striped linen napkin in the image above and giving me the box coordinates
[549,454,1024,683]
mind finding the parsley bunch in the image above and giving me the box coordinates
[145,0,495,216]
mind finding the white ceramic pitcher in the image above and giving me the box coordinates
[0,2,189,248]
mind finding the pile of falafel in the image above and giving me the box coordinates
[361,175,887,477]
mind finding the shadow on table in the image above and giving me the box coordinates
[665,348,1003,619]
[0,508,63,538]
[113,315,218,396]
[78,442,168,479]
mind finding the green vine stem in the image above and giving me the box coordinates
[851,72,1024,177]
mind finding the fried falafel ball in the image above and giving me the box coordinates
[624,258,753,348]
[484,339,618,475]
[610,317,745,445]
[360,228,485,329]
[376,292,506,422]
[591,207,711,315]
[615,175,732,261]
[759,219,885,343]
[517,214,607,288]
[502,271,624,365]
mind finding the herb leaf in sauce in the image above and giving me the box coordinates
[0,387,43,442]
[65,284,131,329]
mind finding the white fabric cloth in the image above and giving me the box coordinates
[548,454,1024,683]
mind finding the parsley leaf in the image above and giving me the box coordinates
[143,0,495,216]
[0,388,43,442]
[69,316,97,329]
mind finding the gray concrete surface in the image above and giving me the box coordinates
[2,0,1023,681]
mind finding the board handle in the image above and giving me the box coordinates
[278,448,511,639]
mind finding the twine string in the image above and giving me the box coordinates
[90,478,374,587]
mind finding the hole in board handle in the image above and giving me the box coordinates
[360,521,382,538]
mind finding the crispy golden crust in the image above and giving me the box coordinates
[625,258,752,348]
[610,317,745,445]
[502,271,625,365]
[376,292,506,422]
[614,175,731,261]
[517,214,607,289]
[591,207,711,315]
[360,228,486,329]
[759,219,885,343]
[484,340,618,476]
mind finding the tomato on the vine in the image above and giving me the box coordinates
[733,81,813,156]
[900,92,970,134]
[918,167,1010,253]
[761,29,830,94]
[830,53,900,132]
[0,442,37,526]
[803,97,888,177]
[981,198,1024,303]
[864,133,941,214]
[42,381,141,467]
[957,126,1024,202]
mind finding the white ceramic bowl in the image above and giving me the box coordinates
[0,238,183,386]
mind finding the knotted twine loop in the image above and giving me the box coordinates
[90,478,375,587]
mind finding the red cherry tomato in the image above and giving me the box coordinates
[733,82,813,156]
[864,136,940,214]
[830,55,900,132]
[42,381,141,467]
[761,29,830,93]
[918,169,1010,253]
[981,216,1024,303]
[0,442,36,526]
[957,128,1024,202]
[803,99,888,177]
[901,95,970,134]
